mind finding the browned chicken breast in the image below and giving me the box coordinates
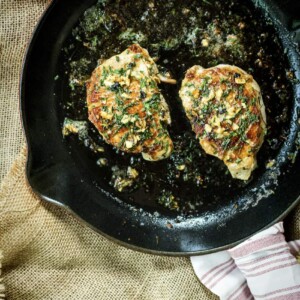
[179,64,266,180]
[86,44,175,161]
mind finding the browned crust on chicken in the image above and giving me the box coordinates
[179,64,266,180]
[86,44,173,161]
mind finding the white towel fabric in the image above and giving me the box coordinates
[191,251,253,300]
[191,222,300,300]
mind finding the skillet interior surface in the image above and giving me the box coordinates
[21,0,300,255]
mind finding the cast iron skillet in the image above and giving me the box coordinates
[21,0,300,255]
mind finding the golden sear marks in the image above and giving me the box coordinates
[86,44,173,161]
[180,64,266,180]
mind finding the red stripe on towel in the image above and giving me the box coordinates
[208,264,237,289]
[230,235,286,258]
[253,285,300,298]
[242,256,295,274]
[246,261,298,278]
[238,248,290,267]
[199,258,232,282]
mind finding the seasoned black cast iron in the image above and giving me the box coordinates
[21,0,300,255]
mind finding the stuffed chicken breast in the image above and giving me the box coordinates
[179,64,266,180]
[87,44,174,161]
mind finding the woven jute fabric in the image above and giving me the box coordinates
[0,251,4,299]
[0,148,217,300]
[0,0,51,181]
[0,1,299,299]
[0,1,49,298]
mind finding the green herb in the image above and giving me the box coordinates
[149,80,157,89]
[134,54,142,59]
[115,94,123,106]
[101,67,109,80]
[238,85,244,93]
[118,28,147,44]
[142,129,152,140]
[221,137,231,150]
[158,190,179,210]
[235,158,242,164]
[239,96,248,103]
[118,132,130,148]
[69,80,76,91]
[223,89,231,98]
[248,113,259,123]
[108,65,113,74]
[288,151,298,164]
[228,131,238,138]
[186,83,195,88]
[251,98,257,105]
[114,68,127,76]
[199,76,210,96]
[127,62,136,69]
[140,78,148,89]
[144,93,160,110]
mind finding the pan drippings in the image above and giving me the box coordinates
[62,0,293,214]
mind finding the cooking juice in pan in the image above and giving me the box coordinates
[62,0,294,214]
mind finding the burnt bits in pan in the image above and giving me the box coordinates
[61,0,294,215]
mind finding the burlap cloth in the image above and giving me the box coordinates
[0,1,299,299]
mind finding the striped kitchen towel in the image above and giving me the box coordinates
[191,251,253,300]
[191,222,300,300]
